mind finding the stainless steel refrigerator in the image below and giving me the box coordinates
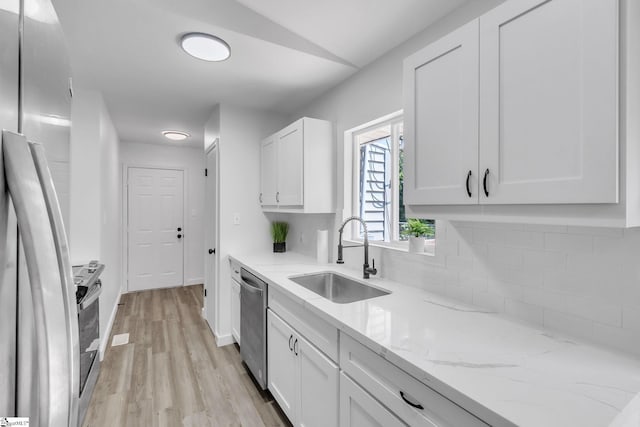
[0,0,79,426]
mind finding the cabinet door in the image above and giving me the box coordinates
[277,120,304,206]
[230,279,240,344]
[403,20,479,205]
[267,310,297,422]
[261,136,278,206]
[340,373,406,427]
[479,0,618,204]
[298,335,338,427]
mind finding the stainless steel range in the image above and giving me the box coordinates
[73,261,104,426]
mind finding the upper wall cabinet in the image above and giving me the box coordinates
[404,0,619,208]
[260,117,334,213]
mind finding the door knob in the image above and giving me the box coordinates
[177,234,182,239]
[177,227,182,231]
[208,248,215,254]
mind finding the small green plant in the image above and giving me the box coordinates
[271,221,289,243]
[406,218,434,238]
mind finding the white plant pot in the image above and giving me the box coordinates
[408,236,425,253]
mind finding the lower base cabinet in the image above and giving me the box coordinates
[230,278,240,344]
[267,309,339,427]
[340,373,406,427]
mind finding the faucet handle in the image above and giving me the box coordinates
[370,258,377,275]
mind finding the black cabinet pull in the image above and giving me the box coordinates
[208,248,215,254]
[276,192,280,203]
[400,391,424,410]
[289,335,293,351]
[293,338,298,356]
[483,168,490,197]
[177,234,182,239]
[177,227,182,232]
[259,193,263,203]
[465,170,472,198]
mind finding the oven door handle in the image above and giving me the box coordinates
[79,280,102,310]
[240,279,263,295]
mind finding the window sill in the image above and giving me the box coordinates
[344,238,435,256]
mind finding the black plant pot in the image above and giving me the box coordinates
[273,242,286,253]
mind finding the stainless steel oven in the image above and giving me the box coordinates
[240,268,268,390]
[74,261,104,426]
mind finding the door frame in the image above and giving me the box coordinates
[121,163,188,293]
[204,141,220,330]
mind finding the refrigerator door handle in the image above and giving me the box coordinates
[2,130,74,427]
[30,141,80,427]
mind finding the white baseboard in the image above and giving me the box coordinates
[215,333,235,347]
[186,277,204,286]
[99,291,121,360]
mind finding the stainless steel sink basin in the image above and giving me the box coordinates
[288,272,390,304]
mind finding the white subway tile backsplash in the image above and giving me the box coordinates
[523,224,568,233]
[544,233,593,253]
[564,296,622,327]
[567,226,624,237]
[486,244,523,266]
[522,287,567,312]
[523,249,566,270]
[473,228,544,249]
[472,290,505,313]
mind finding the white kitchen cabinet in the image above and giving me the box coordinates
[260,135,278,206]
[267,309,339,427]
[404,0,620,212]
[479,0,618,204]
[260,117,334,213]
[403,19,479,205]
[340,373,406,427]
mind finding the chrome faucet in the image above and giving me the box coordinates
[336,216,377,279]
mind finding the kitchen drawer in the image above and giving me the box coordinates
[340,333,488,427]
[229,258,241,282]
[269,286,338,362]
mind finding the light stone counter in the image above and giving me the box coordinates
[229,252,640,427]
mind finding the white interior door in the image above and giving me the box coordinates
[128,167,184,291]
[204,145,218,328]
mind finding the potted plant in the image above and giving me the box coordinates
[406,219,433,253]
[271,221,289,253]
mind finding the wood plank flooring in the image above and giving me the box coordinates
[83,285,291,427]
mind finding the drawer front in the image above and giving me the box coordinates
[229,258,241,282]
[340,372,406,427]
[340,333,488,427]
[269,286,338,362]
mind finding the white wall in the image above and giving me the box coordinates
[69,89,121,355]
[206,104,287,342]
[119,141,205,287]
[281,0,640,356]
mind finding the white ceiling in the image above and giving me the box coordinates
[52,0,468,148]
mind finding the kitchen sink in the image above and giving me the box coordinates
[288,271,390,304]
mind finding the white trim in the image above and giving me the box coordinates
[186,277,204,286]
[99,291,121,360]
[214,333,235,347]
[122,163,187,292]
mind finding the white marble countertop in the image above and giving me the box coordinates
[229,251,640,427]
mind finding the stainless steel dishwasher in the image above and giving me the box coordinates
[240,268,268,389]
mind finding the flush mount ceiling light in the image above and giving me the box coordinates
[180,32,231,62]
[162,130,190,141]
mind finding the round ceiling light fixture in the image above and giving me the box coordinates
[180,32,231,62]
[162,130,190,141]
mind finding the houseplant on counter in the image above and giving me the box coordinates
[271,221,289,253]
[406,218,434,253]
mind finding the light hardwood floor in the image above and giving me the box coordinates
[83,285,291,427]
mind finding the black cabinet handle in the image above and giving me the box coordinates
[208,248,215,254]
[259,193,263,203]
[483,168,490,197]
[465,170,472,198]
[177,227,182,232]
[177,234,182,239]
[400,391,424,410]
[293,338,298,356]
[289,335,293,351]
[276,192,280,203]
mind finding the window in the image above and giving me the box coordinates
[349,113,434,250]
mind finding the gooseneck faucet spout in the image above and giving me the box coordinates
[337,216,378,279]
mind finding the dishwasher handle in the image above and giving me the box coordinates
[240,279,263,295]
